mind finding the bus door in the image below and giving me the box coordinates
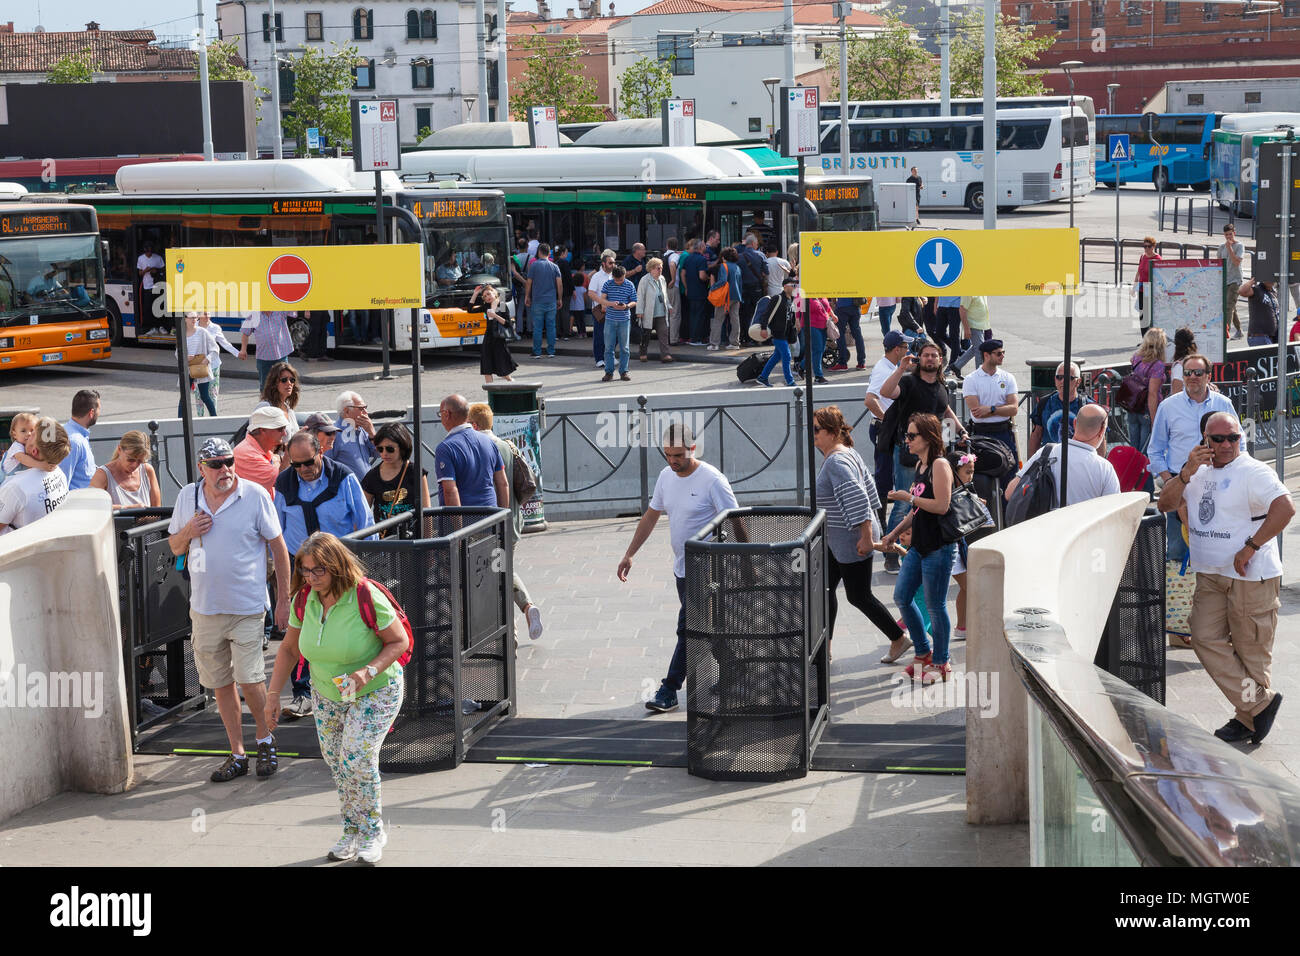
[133,223,181,340]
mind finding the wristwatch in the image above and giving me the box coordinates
[1244,537,1260,551]
[364,664,379,679]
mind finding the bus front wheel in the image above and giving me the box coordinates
[106,298,123,347]
[964,185,984,214]
[1192,181,1211,192]
[1152,166,1172,192]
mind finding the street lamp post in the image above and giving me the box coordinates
[1061,60,1083,230]
[464,96,478,123]
[1108,82,1121,285]
[763,76,781,149]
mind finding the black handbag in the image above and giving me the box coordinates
[938,478,993,545]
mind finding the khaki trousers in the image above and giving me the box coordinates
[1189,573,1281,730]
[667,284,681,342]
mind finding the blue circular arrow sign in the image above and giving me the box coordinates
[914,236,964,289]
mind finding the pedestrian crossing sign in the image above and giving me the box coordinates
[1109,134,1132,163]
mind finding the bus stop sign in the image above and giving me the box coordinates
[1109,134,1132,162]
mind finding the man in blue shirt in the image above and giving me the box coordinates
[679,239,710,346]
[596,265,637,381]
[326,390,377,478]
[1147,353,1239,562]
[435,394,508,508]
[59,388,99,491]
[525,243,562,358]
[274,431,373,719]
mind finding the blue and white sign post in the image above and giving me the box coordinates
[306,127,320,153]
[913,236,964,289]
[1109,134,1131,284]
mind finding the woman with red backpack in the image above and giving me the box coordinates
[266,532,410,865]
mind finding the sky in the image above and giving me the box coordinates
[5,0,664,39]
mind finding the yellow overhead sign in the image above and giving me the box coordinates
[163,244,425,313]
[800,229,1080,297]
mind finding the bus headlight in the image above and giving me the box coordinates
[88,329,109,340]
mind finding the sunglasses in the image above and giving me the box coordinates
[991,350,1005,356]
[201,456,236,469]
[1207,433,1241,444]
[299,565,328,579]
[1054,374,1079,381]
[278,376,296,384]
[1185,369,1209,377]
[377,444,400,454]
[289,457,319,469]
[813,425,822,433]
[905,431,920,441]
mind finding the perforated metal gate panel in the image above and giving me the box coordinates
[684,509,829,781]
[1096,513,1166,703]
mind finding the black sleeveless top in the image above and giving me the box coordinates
[909,460,945,556]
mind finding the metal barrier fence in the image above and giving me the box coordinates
[115,509,205,742]
[1079,237,1253,285]
[1095,511,1167,704]
[342,507,516,773]
[1157,192,1255,239]
[683,507,829,782]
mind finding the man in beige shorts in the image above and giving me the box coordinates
[169,437,291,781]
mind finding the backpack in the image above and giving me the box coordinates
[1004,444,1059,526]
[748,294,776,342]
[707,262,732,308]
[275,457,349,535]
[966,435,1017,478]
[508,440,538,501]
[293,578,414,669]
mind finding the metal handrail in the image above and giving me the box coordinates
[686,506,827,555]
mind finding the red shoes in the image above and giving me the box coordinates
[903,652,933,681]
[921,661,953,685]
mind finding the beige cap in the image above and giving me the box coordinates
[248,405,291,432]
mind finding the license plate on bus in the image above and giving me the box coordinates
[42,352,62,363]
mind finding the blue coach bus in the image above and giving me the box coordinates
[1095,113,1222,191]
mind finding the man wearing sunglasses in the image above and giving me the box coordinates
[273,432,373,719]
[1028,361,1084,456]
[1157,411,1294,746]
[1147,353,1238,566]
[962,339,1020,463]
[168,437,291,782]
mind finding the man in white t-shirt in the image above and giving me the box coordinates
[1157,411,1295,746]
[136,240,167,336]
[618,424,739,713]
[962,338,1019,464]
[0,417,70,534]
[1005,404,1119,506]
[764,244,792,298]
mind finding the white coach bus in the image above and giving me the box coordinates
[817,107,1093,213]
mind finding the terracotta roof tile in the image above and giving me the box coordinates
[629,0,882,24]
[0,29,198,75]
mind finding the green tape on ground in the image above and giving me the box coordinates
[494,756,654,766]
[172,748,301,757]
[884,766,965,773]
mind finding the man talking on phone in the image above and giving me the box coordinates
[1157,411,1293,745]
[1146,353,1237,565]
[328,390,378,477]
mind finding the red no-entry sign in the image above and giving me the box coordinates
[266,254,312,303]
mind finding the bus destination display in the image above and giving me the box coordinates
[644,186,703,202]
[271,199,325,215]
[0,210,93,236]
[412,198,502,223]
[803,185,862,205]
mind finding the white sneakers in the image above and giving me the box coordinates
[527,605,544,641]
[327,832,358,862]
[357,823,387,865]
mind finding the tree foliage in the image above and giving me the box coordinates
[203,38,267,121]
[879,0,940,54]
[823,15,931,102]
[280,43,359,154]
[617,55,674,120]
[46,48,96,83]
[948,8,1056,97]
[509,31,605,124]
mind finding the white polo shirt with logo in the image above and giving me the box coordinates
[963,367,1018,424]
[168,476,283,616]
[1181,455,1288,581]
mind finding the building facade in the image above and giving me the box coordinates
[0,23,198,84]
[506,5,622,120]
[607,0,883,138]
[1006,1,1300,116]
[218,0,499,154]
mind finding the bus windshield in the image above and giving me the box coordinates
[426,223,510,298]
[0,234,102,318]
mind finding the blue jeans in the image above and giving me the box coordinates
[837,313,866,366]
[1248,335,1273,347]
[180,380,217,417]
[604,317,631,375]
[531,303,557,355]
[878,304,896,337]
[1166,511,1190,564]
[759,338,794,385]
[893,543,955,664]
[688,297,710,343]
[952,329,993,373]
[887,445,917,534]
[808,326,827,379]
[664,576,688,692]
[256,358,285,391]
[1126,412,1152,454]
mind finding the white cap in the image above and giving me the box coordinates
[248,406,291,432]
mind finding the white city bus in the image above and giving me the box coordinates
[817,107,1092,213]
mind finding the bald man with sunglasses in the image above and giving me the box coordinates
[1158,411,1294,746]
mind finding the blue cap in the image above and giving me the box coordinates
[979,338,1004,354]
[882,330,908,350]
